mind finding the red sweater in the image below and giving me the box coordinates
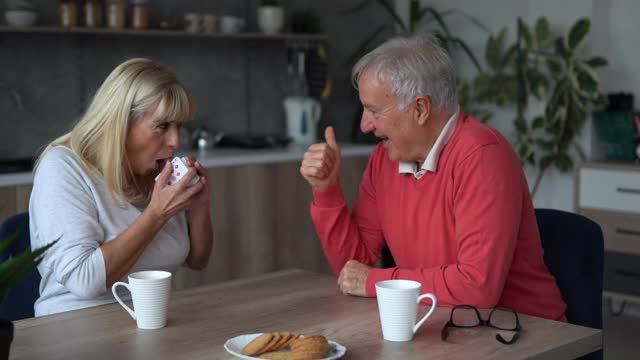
[311,112,567,321]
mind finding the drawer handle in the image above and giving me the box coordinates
[616,228,640,237]
[616,187,640,195]
[616,269,640,279]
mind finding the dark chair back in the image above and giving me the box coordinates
[536,208,604,360]
[0,212,40,321]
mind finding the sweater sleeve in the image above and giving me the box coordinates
[310,146,386,275]
[365,143,524,308]
[30,148,107,299]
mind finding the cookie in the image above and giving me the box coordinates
[242,333,274,356]
[263,333,283,353]
[290,335,328,349]
[289,335,330,360]
[272,332,297,351]
[260,350,290,360]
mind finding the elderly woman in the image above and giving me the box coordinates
[29,58,213,316]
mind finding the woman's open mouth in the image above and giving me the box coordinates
[154,157,172,171]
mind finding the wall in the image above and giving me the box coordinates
[396,0,640,211]
[0,0,390,159]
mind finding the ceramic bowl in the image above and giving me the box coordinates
[5,10,37,26]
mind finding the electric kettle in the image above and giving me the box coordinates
[283,96,321,144]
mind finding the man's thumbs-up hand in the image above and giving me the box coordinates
[300,126,342,190]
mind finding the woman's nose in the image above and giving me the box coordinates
[168,126,180,148]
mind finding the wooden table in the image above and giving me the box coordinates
[10,269,602,359]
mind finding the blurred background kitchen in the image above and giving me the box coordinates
[0,0,385,162]
[2,1,640,358]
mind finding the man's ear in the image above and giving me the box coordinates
[414,96,431,125]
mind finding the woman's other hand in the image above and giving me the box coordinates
[182,156,210,214]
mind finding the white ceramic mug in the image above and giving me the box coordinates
[184,13,202,33]
[257,6,284,35]
[220,16,245,33]
[112,271,172,330]
[375,280,438,342]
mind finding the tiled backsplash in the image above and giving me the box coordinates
[0,0,388,158]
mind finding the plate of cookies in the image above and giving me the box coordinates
[224,332,346,359]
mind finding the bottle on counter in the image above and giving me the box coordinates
[106,0,125,29]
[83,0,103,28]
[131,0,149,30]
[59,0,78,27]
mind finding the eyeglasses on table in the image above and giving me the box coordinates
[441,305,522,345]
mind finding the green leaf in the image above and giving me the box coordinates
[574,63,599,95]
[534,17,552,48]
[554,152,574,172]
[518,17,534,49]
[571,90,589,110]
[566,18,591,51]
[409,0,422,32]
[532,116,545,129]
[536,138,555,151]
[514,116,528,134]
[478,111,493,123]
[527,70,549,99]
[485,28,510,71]
[472,73,493,101]
[584,56,608,68]
[501,44,518,69]
[485,33,502,71]
[0,239,56,303]
[518,143,530,159]
[546,56,564,79]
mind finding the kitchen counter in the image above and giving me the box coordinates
[0,143,375,187]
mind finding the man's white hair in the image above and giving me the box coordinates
[352,34,458,112]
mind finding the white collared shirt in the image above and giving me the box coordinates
[399,106,459,180]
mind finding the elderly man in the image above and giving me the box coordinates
[300,35,566,321]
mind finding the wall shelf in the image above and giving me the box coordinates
[0,26,327,41]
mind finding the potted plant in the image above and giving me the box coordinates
[0,223,54,359]
[257,0,284,35]
[467,17,607,197]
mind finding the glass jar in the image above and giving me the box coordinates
[131,0,149,30]
[106,0,125,29]
[83,0,103,28]
[59,0,78,27]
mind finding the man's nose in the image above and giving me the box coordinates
[360,110,374,133]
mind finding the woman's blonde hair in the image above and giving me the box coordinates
[37,58,195,206]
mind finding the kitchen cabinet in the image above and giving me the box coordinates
[576,162,640,305]
[0,184,31,223]
[0,155,369,290]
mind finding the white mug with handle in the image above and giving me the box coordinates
[112,270,172,330]
[375,280,438,342]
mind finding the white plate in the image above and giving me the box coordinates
[224,333,347,359]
